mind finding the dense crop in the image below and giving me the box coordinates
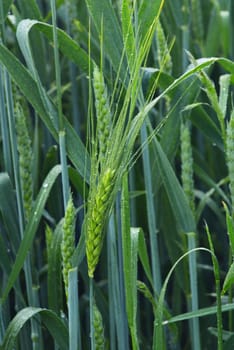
[0,1,234,349]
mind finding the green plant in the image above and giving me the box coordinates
[1,1,234,349]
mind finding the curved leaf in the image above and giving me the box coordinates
[17,19,91,75]
[0,43,90,181]
[0,307,68,350]
[153,247,215,349]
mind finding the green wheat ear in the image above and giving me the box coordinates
[86,167,115,278]
[226,110,234,215]
[180,120,195,215]
[15,104,33,223]
[137,280,157,314]
[45,224,53,258]
[93,303,105,350]
[93,65,112,165]
[61,196,76,300]
[156,20,172,75]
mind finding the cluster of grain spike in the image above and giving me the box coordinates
[85,65,115,278]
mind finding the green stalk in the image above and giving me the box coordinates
[187,232,201,350]
[68,268,81,350]
[89,278,95,350]
[50,0,70,209]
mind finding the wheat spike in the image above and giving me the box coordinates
[61,196,76,299]
[93,65,111,164]
[86,167,115,278]
[180,121,195,214]
[156,20,172,74]
[15,104,33,223]
[93,303,105,350]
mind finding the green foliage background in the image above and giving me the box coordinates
[0,0,234,349]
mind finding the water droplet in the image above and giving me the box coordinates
[43,183,48,189]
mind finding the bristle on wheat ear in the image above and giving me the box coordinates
[86,167,115,278]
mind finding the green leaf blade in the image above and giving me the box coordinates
[0,307,68,350]
[1,165,62,304]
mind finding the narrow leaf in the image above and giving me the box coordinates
[153,138,196,232]
[163,303,234,325]
[17,19,91,75]
[47,222,63,314]
[138,0,165,46]
[1,165,62,304]
[138,229,153,287]
[222,262,234,295]
[223,202,234,256]
[121,0,136,69]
